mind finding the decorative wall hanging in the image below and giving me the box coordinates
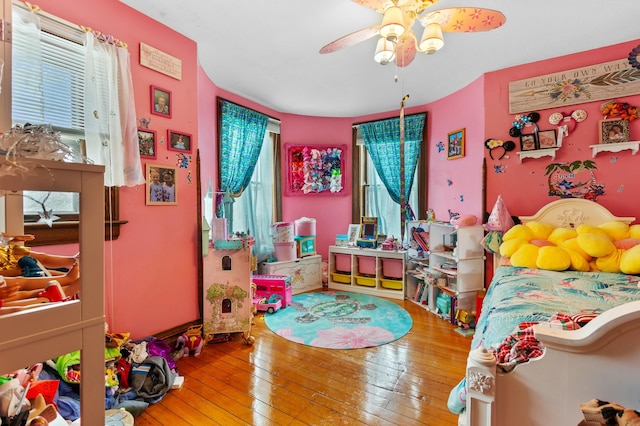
[285,144,347,195]
[150,85,172,118]
[598,118,630,144]
[447,128,465,160]
[137,128,156,159]
[548,109,587,146]
[545,160,604,200]
[485,138,515,160]
[146,164,178,205]
[601,99,639,121]
[629,44,640,70]
[167,130,192,153]
[140,42,183,80]
[509,58,640,114]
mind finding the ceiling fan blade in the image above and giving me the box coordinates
[320,26,380,54]
[421,7,506,32]
[395,32,417,67]
[351,0,391,13]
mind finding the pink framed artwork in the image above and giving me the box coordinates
[167,130,192,153]
[150,85,172,118]
[137,128,157,159]
[285,143,347,196]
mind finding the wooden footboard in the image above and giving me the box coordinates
[463,300,640,425]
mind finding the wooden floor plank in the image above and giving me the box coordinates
[135,291,472,425]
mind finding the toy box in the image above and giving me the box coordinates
[252,274,292,308]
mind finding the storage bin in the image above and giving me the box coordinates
[356,255,376,276]
[381,258,404,279]
[331,272,351,283]
[334,253,351,273]
[380,278,403,290]
[355,276,376,287]
[294,217,316,236]
[274,241,296,261]
[271,222,294,243]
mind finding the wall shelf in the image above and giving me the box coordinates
[588,141,640,158]
[516,147,560,163]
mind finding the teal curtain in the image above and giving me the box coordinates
[219,101,269,228]
[360,114,425,206]
[220,101,269,194]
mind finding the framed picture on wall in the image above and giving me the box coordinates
[537,129,557,149]
[137,128,157,159]
[519,133,537,151]
[146,164,177,205]
[167,130,192,153]
[599,118,629,144]
[150,85,172,118]
[447,128,465,160]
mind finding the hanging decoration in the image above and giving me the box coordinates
[23,192,60,227]
[545,160,604,200]
[484,138,516,160]
[601,99,640,121]
[509,112,540,137]
[285,144,346,195]
[399,94,409,244]
[548,109,587,145]
[628,44,640,70]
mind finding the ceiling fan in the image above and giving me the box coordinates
[320,0,506,66]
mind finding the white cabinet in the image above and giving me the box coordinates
[405,222,484,319]
[0,159,105,425]
[327,246,406,300]
[258,254,322,294]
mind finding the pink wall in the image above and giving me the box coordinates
[484,39,640,221]
[36,0,200,338]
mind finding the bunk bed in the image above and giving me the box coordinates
[0,158,105,425]
[449,198,640,425]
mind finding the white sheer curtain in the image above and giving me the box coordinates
[232,131,275,261]
[83,33,144,187]
[365,153,418,241]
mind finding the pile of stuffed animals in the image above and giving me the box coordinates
[498,220,640,274]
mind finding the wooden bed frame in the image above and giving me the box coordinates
[462,198,639,426]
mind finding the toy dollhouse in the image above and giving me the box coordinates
[202,236,255,345]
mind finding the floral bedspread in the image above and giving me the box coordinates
[447,266,640,415]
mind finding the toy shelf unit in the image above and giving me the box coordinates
[0,158,105,426]
[258,254,322,295]
[328,246,406,300]
[406,222,484,323]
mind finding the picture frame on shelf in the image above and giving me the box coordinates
[519,133,538,151]
[146,164,177,205]
[447,128,465,160]
[137,128,157,159]
[347,224,360,246]
[537,129,557,149]
[167,130,192,153]
[150,85,172,118]
[599,118,629,144]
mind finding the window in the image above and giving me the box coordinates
[10,4,123,245]
[353,114,427,241]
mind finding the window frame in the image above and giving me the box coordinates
[351,113,428,225]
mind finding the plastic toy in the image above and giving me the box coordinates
[252,295,282,314]
[176,325,204,357]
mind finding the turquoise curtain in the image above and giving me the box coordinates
[219,101,269,228]
[360,114,425,206]
[220,101,269,195]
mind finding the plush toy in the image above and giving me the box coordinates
[176,325,204,357]
[499,221,640,274]
[580,399,640,425]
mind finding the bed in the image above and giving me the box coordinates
[448,198,640,426]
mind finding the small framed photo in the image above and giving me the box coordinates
[537,129,557,149]
[146,164,177,205]
[137,128,157,159]
[150,85,172,118]
[599,118,630,144]
[519,133,538,151]
[447,128,465,160]
[167,130,192,153]
[347,224,360,246]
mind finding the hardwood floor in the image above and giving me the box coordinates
[134,292,472,426]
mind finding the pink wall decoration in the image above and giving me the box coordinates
[285,144,347,196]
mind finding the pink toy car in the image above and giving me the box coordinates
[253,297,282,314]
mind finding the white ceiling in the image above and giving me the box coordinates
[120,0,640,118]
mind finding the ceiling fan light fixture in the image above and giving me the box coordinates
[379,6,405,42]
[374,37,395,65]
[419,22,444,54]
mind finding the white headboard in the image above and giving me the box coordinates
[518,199,635,228]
